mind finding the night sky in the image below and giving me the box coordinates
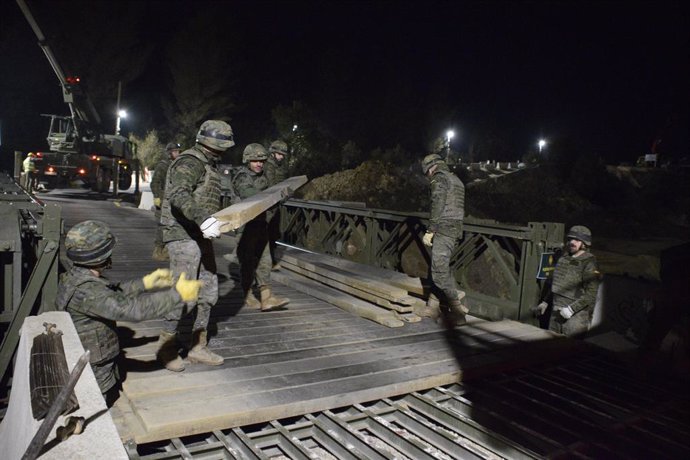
[1,0,687,171]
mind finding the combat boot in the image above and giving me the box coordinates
[416,293,441,319]
[259,286,289,311]
[447,297,469,328]
[244,291,261,309]
[187,330,224,366]
[156,330,185,372]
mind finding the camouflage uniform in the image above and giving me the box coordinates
[160,145,221,333]
[151,154,172,256]
[549,251,600,336]
[233,165,273,291]
[265,141,289,267]
[56,267,183,396]
[151,157,172,204]
[265,154,288,186]
[427,161,465,304]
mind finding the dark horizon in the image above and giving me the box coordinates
[1,0,688,171]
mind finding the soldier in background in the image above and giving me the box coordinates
[157,120,234,371]
[420,153,468,327]
[265,139,290,270]
[537,225,601,337]
[233,143,289,311]
[57,220,202,406]
[22,152,37,191]
[151,142,182,261]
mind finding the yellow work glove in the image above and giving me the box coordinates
[422,231,434,247]
[175,272,203,302]
[142,268,173,290]
[153,197,161,208]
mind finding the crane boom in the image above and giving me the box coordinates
[16,0,135,192]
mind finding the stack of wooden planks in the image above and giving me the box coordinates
[272,248,427,328]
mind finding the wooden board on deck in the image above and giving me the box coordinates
[282,247,425,295]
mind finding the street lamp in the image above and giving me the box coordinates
[115,109,127,136]
[446,129,455,159]
[538,139,546,153]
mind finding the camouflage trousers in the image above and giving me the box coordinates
[92,358,119,396]
[430,233,461,302]
[238,221,272,291]
[549,303,591,338]
[163,238,218,333]
[154,208,163,247]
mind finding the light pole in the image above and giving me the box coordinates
[538,139,546,154]
[446,130,455,160]
[115,109,127,136]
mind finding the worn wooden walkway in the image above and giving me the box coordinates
[40,189,588,444]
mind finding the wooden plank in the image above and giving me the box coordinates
[281,260,414,312]
[128,357,462,443]
[281,251,412,302]
[283,247,425,295]
[123,338,454,397]
[213,176,308,231]
[123,330,448,382]
[272,270,405,328]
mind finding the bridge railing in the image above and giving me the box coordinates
[280,199,563,323]
[0,173,61,382]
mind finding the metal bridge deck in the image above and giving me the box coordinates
[37,189,690,458]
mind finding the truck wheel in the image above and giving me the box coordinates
[95,168,111,193]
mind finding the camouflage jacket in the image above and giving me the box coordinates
[56,266,183,392]
[265,155,288,187]
[551,251,600,314]
[151,156,172,201]
[428,163,465,238]
[233,166,270,225]
[160,145,222,242]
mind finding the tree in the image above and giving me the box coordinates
[340,141,363,170]
[162,12,239,147]
[129,130,163,170]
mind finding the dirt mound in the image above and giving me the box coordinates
[299,160,690,240]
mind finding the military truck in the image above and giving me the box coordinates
[17,0,134,193]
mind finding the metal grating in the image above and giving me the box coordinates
[128,353,690,460]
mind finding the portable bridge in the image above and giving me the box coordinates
[1,179,688,459]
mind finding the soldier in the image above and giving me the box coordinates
[233,143,289,311]
[537,225,601,337]
[265,139,290,269]
[151,142,182,261]
[56,220,202,406]
[157,120,234,371]
[420,153,469,326]
[265,139,289,186]
[22,152,37,191]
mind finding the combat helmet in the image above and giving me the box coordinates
[566,225,592,246]
[421,153,444,174]
[65,220,116,266]
[165,142,181,152]
[196,120,235,152]
[242,143,269,163]
[269,140,288,156]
